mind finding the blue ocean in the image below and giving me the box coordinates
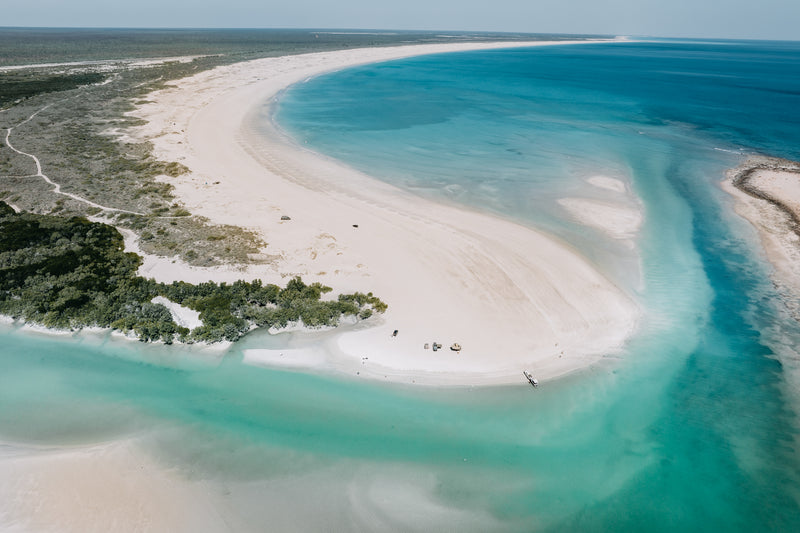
[3,40,800,530]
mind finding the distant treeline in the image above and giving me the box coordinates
[0,72,106,107]
[0,28,560,67]
[0,202,386,343]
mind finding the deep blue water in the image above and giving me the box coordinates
[2,40,800,531]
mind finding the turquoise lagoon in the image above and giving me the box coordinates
[3,40,800,530]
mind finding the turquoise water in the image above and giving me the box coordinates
[4,40,800,530]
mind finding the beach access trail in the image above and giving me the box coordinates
[125,39,639,385]
[3,103,146,216]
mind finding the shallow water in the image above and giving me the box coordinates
[3,40,800,530]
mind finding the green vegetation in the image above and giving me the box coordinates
[0,203,387,344]
[1,60,265,267]
[0,28,546,68]
[0,72,106,107]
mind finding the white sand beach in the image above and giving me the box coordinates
[121,39,639,385]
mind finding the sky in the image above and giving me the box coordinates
[2,0,799,41]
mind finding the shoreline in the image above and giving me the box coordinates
[0,314,232,357]
[723,156,800,319]
[116,39,639,386]
[729,156,800,234]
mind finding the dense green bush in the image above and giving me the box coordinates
[0,202,387,343]
[0,72,106,106]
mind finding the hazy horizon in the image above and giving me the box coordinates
[0,26,797,44]
[2,0,798,42]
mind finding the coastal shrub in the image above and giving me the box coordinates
[165,162,189,177]
[0,202,388,343]
[0,72,106,106]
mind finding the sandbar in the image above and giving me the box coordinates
[123,39,639,386]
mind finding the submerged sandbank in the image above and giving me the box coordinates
[122,39,638,386]
[0,440,226,532]
[559,175,643,246]
[0,435,505,532]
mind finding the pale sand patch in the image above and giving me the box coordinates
[151,296,203,330]
[588,175,628,193]
[559,174,643,248]
[121,39,638,386]
[558,198,643,241]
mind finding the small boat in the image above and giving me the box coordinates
[450,343,461,352]
[523,371,538,388]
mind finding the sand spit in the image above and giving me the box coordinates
[122,39,638,385]
[724,156,800,317]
